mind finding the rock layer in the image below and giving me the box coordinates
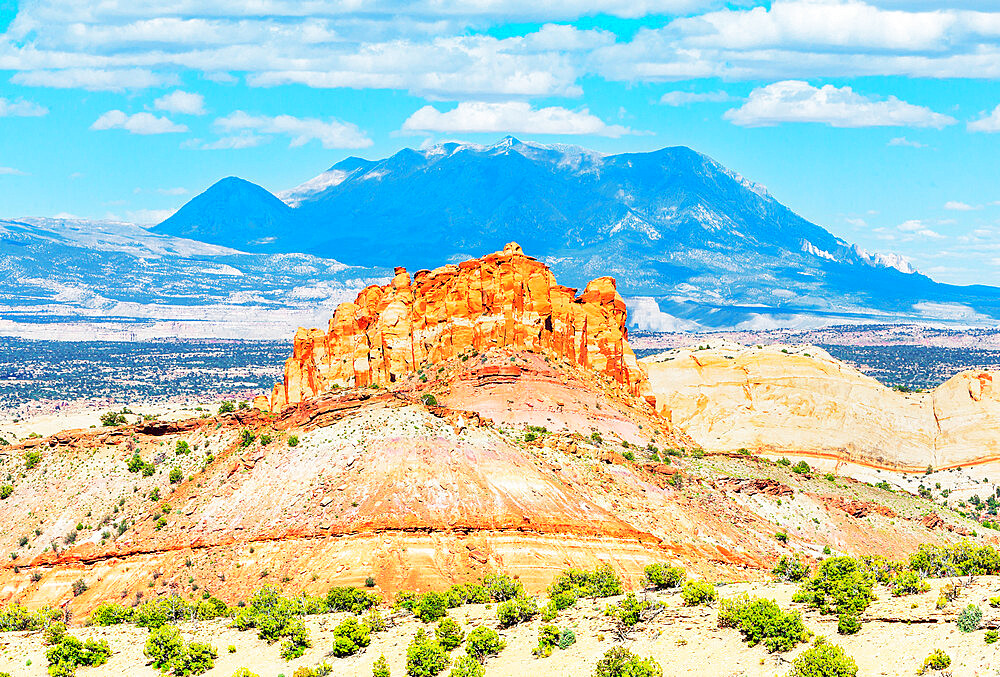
[270,243,651,409]
[642,342,1000,471]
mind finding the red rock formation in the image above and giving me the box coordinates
[270,243,652,409]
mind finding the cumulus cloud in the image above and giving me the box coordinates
[12,68,173,91]
[0,98,48,117]
[659,90,734,106]
[897,219,945,239]
[723,81,956,128]
[213,111,372,148]
[153,90,206,115]
[944,200,980,210]
[968,104,1000,132]
[888,136,926,147]
[91,110,189,134]
[0,167,28,176]
[401,101,631,137]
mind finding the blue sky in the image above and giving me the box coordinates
[1,1,1000,285]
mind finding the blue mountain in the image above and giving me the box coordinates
[155,138,1000,330]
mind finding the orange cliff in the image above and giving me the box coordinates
[266,242,653,410]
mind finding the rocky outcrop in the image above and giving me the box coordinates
[642,342,1000,471]
[270,243,652,409]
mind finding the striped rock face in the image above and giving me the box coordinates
[269,242,653,411]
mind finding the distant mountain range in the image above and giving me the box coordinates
[0,217,389,339]
[155,137,1000,331]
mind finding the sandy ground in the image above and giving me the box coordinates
[1,577,998,677]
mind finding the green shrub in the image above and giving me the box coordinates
[772,555,810,582]
[280,620,311,660]
[643,563,686,589]
[481,573,523,602]
[837,612,861,635]
[46,636,111,677]
[332,616,371,656]
[465,626,505,662]
[448,654,484,677]
[435,618,465,651]
[919,649,950,674]
[593,647,663,677]
[534,624,560,658]
[89,602,133,626]
[496,594,538,627]
[956,604,982,632]
[908,540,1000,577]
[325,586,380,614]
[170,642,218,676]
[218,401,236,415]
[890,570,929,596]
[604,593,659,630]
[681,580,716,606]
[25,450,41,469]
[145,624,185,670]
[287,435,299,447]
[775,531,789,543]
[414,591,449,623]
[44,621,67,646]
[406,628,450,677]
[985,630,998,644]
[788,642,858,677]
[170,467,183,483]
[0,603,61,632]
[373,655,391,677]
[792,461,811,474]
[134,595,191,629]
[792,557,873,616]
[175,440,190,455]
[558,628,576,649]
[719,597,809,652]
[0,485,12,500]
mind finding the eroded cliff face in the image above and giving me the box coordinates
[642,342,1000,471]
[269,242,652,409]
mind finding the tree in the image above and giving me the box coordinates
[788,642,858,677]
[406,629,449,677]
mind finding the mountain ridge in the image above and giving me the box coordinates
[154,138,1000,331]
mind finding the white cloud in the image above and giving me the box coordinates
[723,80,956,128]
[888,136,926,147]
[196,134,267,150]
[214,111,371,148]
[659,90,733,106]
[91,110,189,134]
[968,104,1000,132]
[156,187,189,195]
[0,98,48,117]
[944,201,980,210]
[0,167,28,176]
[401,101,631,137]
[12,68,173,91]
[126,208,176,224]
[897,219,945,239]
[153,90,206,115]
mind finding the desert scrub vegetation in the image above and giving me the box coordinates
[47,633,111,677]
[908,540,1000,577]
[792,556,874,634]
[918,649,950,674]
[144,624,217,676]
[717,594,810,652]
[464,626,505,662]
[772,555,810,582]
[406,628,450,677]
[496,593,539,628]
[435,617,465,651]
[788,640,858,677]
[680,580,717,606]
[605,593,664,640]
[643,562,686,589]
[889,570,929,596]
[0,603,62,631]
[593,647,663,677]
[543,564,622,618]
[956,603,982,632]
[332,616,370,657]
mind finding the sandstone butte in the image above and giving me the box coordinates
[264,242,653,411]
[642,341,1000,472]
